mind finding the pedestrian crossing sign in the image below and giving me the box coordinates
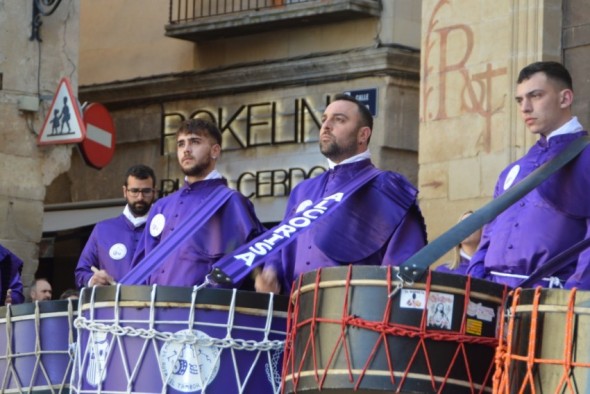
[37,77,86,145]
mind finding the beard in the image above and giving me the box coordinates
[319,138,357,162]
[181,156,212,179]
[128,201,150,217]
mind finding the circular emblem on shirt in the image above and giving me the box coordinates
[109,243,127,260]
[150,213,166,237]
[159,329,221,392]
[503,164,520,190]
[296,199,313,213]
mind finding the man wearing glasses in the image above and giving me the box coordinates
[75,164,157,287]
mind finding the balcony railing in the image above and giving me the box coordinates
[166,0,381,41]
[169,0,317,22]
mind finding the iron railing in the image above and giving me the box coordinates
[169,0,315,23]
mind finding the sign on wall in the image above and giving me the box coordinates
[37,78,86,145]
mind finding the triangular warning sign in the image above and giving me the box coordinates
[37,77,86,145]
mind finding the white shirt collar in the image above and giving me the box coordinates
[327,149,372,170]
[459,248,472,261]
[123,205,149,228]
[546,116,584,141]
[183,169,223,184]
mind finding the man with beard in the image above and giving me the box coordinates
[255,94,427,294]
[75,164,157,287]
[131,118,264,287]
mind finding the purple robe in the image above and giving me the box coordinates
[266,159,427,294]
[0,244,24,305]
[75,214,145,288]
[132,179,264,286]
[468,132,590,289]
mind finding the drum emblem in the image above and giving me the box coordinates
[86,331,109,386]
[159,329,221,392]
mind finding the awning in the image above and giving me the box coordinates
[43,199,125,233]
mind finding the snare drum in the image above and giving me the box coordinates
[0,299,77,393]
[494,287,590,393]
[71,285,288,394]
[284,265,507,393]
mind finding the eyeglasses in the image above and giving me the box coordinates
[126,188,155,197]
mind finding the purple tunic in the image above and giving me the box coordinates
[468,132,590,289]
[266,159,427,293]
[132,179,264,286]
[0,244,24,305]
[75,214,145,288]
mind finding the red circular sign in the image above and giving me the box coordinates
[80,103,116,169]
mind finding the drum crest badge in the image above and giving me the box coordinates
[86,331,109,386]
[159,329,221,392]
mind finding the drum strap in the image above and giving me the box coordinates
[396,135,590,284]
[119,187,235,285]
[210,165,383,285]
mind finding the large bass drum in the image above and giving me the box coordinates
[0,299,77,393]
[495,287,590,393]
[284,265,507,393]
[71,285,288,393]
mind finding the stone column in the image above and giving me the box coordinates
[0,0,79,292]
[418,0,562,259]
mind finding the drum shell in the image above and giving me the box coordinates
[71,285,288,394]
[501,288,590,392]
[284,266,507,393]
[0,300,77,393]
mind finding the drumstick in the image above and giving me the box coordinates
[91,266,116,285]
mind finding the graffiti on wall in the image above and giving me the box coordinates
[422,0,508,152]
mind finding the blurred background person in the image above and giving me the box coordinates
[30,278,52,301]
[436,210,482,275]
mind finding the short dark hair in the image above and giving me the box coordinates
[517,61,573,91]
[59,288,79,300]
[331,93,374,131]
[177,118,222,147]
[125,164,156,187]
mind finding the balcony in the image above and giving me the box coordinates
[166,0,381,41]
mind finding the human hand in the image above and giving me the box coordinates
[90,266,116,286]
[254,267,281,294]
[5,289,11,305]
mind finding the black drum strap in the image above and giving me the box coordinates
[397,136,590,284]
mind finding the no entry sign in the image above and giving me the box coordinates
[80,103,116,169]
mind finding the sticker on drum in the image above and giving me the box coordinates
[427,292,454,330]
[159,329,221,392]
[400,289,426,309]
[86,331,109,386]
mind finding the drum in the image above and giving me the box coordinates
[0,299,77,393]
[494,287,590,393]
[283,265,508,393]
[70,285,288,393]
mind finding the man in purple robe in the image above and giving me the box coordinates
[132,119,264,287]
[255,94,427,294]
[468,61,590,289]
[75,164,157,288]
[0,244,24,305]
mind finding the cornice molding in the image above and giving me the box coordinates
[79,46,419,109]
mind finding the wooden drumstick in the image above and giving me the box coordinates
[91,266,116,285]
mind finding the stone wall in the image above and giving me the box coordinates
[0,0,79,292]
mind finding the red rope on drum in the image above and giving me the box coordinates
[283,268,506,394]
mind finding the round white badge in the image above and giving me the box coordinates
[149,213,166,237]
[108,243,127,260]
[159,329,221,392]
[503,164,520,190]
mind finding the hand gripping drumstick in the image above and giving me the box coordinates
[91,266,116,285]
